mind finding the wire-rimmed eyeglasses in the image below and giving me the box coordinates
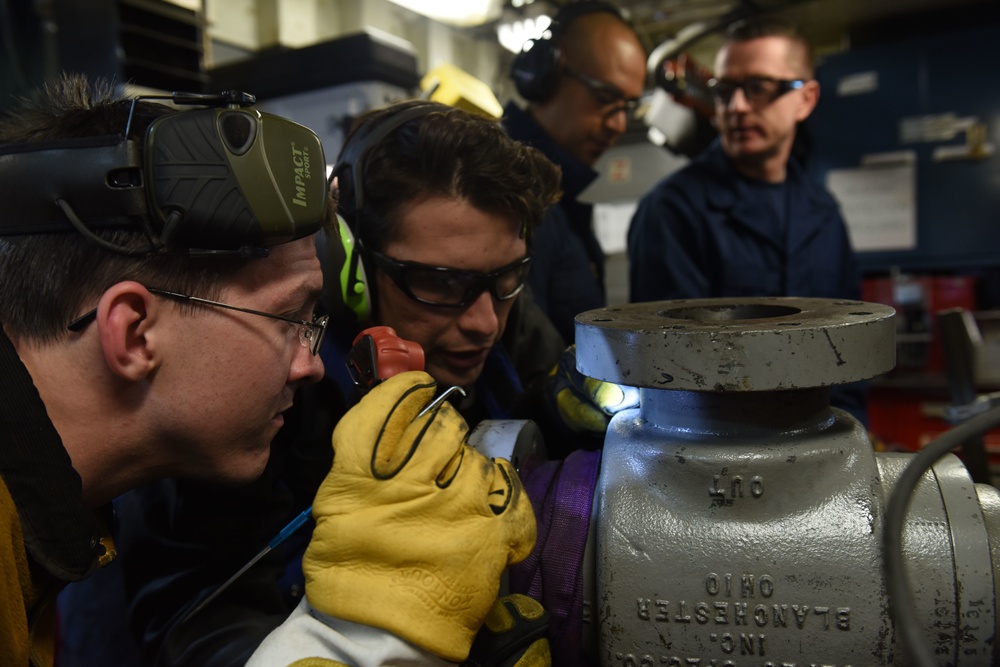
[364,246,532,308]
[67,288,329,356]
[707,76,807,108]
[563,65,641,117]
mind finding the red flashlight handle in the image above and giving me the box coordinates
[346,326,425,392]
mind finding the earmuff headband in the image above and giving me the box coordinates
[324,102,443,323]
[0,137,146,234]
[337,102,441,217]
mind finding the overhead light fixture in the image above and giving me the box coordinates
[497,14,552,53]
[385,0,504,27]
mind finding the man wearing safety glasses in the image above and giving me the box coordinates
[506,1,646,344]
[0,74,332,666]
[627,17,868,425]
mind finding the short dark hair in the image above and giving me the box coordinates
[0,74,322,342]
[339,99,562,251]
[724,17,815,78]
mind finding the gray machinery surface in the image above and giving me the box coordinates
[575,297,1000,666]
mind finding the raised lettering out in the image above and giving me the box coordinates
[708,474,765,502]
[656,599,670,622]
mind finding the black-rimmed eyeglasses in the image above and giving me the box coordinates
[707,76,807,108]
[563,65,641,116]
[365,247,531,308]
[67,288,329,355]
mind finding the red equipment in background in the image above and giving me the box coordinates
[658,52,715,119]
[863,274,1000,481]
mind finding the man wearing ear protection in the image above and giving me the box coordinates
[57,100,569,667]
[506,1,646,344]
[0,73,331,666]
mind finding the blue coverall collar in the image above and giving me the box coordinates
[501,102,599,200]
[703,139,839,254]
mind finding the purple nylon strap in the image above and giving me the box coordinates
[510,448,602,666]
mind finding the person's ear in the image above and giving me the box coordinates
[96,281,161,381]
[795,79,820,122]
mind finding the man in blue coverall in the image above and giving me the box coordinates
[627,17,868,424]
[504,1,646,343]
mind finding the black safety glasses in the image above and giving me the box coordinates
[365,247,531,308]
[564,65,641,116]
[707,76,807,108]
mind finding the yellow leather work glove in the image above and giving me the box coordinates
[548,345,639,434]
[304,371,537,662]
[463,595,551,667]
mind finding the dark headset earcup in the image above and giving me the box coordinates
[317,214,371,323]
[510,1,627,104]
[510,37,561,103]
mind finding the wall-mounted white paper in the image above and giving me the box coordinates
[826,163,917,252]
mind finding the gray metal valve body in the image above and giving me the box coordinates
[576,297,1000,666]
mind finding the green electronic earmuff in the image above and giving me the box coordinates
[335,214,371,321]
[322,102,442,323]
[0,91,328,256]
[317,212,372,323]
